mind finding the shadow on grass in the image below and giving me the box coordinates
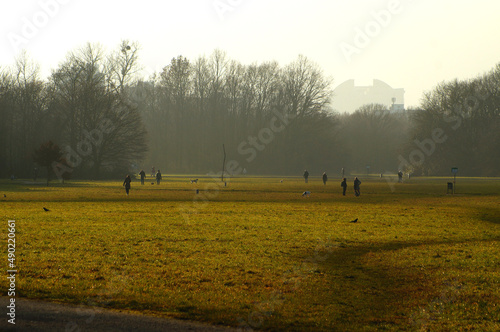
[302,238,500,331]
[15,237,500,331]
[475,207,500,225]
[0,179,100,192]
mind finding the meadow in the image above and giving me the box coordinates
[1,175,499,331]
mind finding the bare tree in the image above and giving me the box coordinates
[411,64,500,176]
[109,40,141,93]
[0,68,14,176]
[279,55,332,117]
[9,52,48,176]
[49,43,148,178]
[159,55,193,169]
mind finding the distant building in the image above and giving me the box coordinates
[331,79,405,113]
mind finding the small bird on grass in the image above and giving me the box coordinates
[349,218,358,223]
[43,207,50,212]
[3,194,6,198]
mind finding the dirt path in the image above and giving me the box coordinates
[0,297,239,332]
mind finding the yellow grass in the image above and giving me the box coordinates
[1,176,499,331]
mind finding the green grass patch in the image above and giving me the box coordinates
[1,176,499,330]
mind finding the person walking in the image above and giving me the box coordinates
[139,170,146,185]
[322,172,328,185]
[341,178,347,196]
[156,169,162,185]
[123,175,132,196]
[303,170,309,183]
[354,177,361,196]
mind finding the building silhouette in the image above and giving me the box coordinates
[332,79,405,113]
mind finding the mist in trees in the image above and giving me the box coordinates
[338,104,410,175]
[48,42,148,179]
[0,52,48,178]
[0,42,147,180]
[407,65,500,176]
[0,42,498,180]
[132,52,339,176]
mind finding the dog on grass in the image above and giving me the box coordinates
[302,191,311,197]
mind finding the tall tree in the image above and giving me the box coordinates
[49,42,148,178]
[9,52,47,177]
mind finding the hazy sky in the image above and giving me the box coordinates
[1,0,499,108]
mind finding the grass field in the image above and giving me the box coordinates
[1,175,499,331]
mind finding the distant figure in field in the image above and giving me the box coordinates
[243,168,247,175]
[33,167,39,182]
[354,177,361,196]
[398,170,403,183]
[123,175,132,196]
[341,178,347,196]
[151,166,155,177]
[303,170,309,183]
[139,170,146,185]
[156,169,162,185]
[322,172,328,185]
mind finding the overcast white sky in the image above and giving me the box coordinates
[1,0,499,108]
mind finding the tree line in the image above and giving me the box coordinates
[0,42,147,180]
[131,50,335,176]
[0,42,498,181]
[407,65,500,176]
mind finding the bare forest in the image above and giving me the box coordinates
[1,42,499,180]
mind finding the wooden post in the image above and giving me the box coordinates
[221,144,226,182]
